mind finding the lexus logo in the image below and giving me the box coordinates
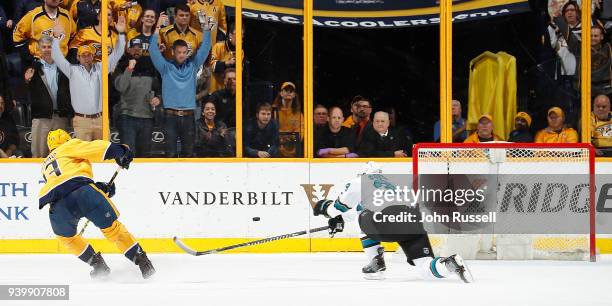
[110,132,120,143]
[24,131,32,143]
[152,131,165,143]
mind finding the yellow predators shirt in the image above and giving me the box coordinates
[534,127,579,143]
[209,41,242,92]
[110,0,142,33]
[591,112,612,148]
[463,132,502,143]
[69,26,118,62]
[276,108,304,157]
[13,6,77,58]
[159,24,203,59]
[188,0,227,46]
[39,139,111,208]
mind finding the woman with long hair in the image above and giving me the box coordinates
[126,8,158,56]
[272,82,304,158]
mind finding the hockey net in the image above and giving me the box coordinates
[411,143,596,261]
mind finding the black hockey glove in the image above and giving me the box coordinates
[328,215,344,236]
[115,145,134,169]
[95,182,116,198]
[313,199,332,217]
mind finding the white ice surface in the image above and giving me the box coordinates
[1,253,611,306]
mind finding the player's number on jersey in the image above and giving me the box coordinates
[43,160,62,182]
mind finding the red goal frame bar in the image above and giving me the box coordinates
[412,143,596,262]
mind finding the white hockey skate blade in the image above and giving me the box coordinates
[453,255,474,283]
[363,271,385,280]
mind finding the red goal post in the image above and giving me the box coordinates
[411,142,596,261]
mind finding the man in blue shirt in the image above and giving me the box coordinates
[149,12,211,157]
[433,99,467,142]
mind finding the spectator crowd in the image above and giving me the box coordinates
[1,0,612,158]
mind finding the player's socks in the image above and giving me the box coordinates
[413,255,473,283]
[361,236,382,260]
[414,256,450,280]
[101,221,138,252]
[362,246,386,280]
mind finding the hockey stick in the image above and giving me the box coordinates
[173,226,330,256]
[77,167,122,236]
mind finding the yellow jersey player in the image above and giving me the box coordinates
[39,129,155,279]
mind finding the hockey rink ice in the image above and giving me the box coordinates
[1,253,611,306]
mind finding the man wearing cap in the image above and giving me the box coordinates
[150,12,212,157]
[51,16,126,141]
[464,114,501,143]
[535,107,578,143]
[114,37,160,157]
[23,35,73,157]
[273,81,304,158]
[508,112,534,143]
[591,95,612,156]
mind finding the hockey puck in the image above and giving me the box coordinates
[252,217,261,221]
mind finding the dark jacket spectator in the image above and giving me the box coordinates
[508,130,534,143]
[358,127,407,157]
[0,5,7,49]
[244,102,279,158]
[195,102,232,157]
[13,0,42,25]
[72,0,101,30]
[114,41,160,157]
[0,94,19,158]
[315,106,356,158]
[508,111,534,143]
[206,68,236,127]
[26,58,73,119]
[358,111,408,158]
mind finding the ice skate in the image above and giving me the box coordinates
[134,252,156,279]
[362,247,386,280]
[441,254,473,283]
[89,252,110,279]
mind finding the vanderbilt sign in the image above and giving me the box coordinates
[159,191,293,206]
